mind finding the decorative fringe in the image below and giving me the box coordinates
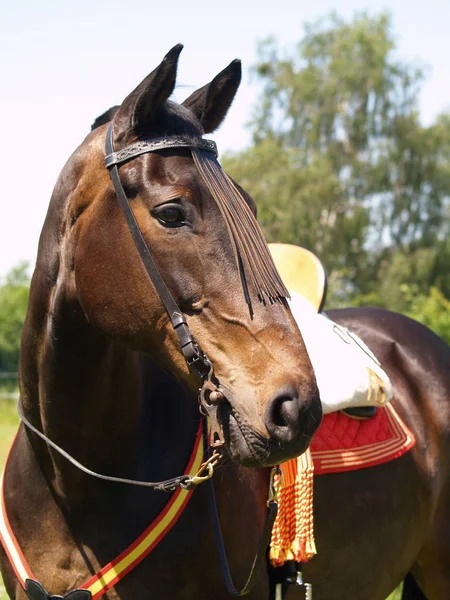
[192,149,290,306]
[269,448,316,567]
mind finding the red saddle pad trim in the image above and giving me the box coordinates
[310,404,415,475]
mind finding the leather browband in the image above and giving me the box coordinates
[105,136,218,168]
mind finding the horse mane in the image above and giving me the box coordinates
[91,101,203,137]
[91,106,120,130]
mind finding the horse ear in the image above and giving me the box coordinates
[182,59,241,133]
[113,44,183,143]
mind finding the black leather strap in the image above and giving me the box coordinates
[17,397,199,492]
[105,125,206,371]
[210,493,278,596]
[203,423,278,596]
[105,136,217,167]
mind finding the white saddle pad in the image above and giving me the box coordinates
[288,292,393,414]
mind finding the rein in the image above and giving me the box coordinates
[204,415,282,597]
[0,424,206,599]
[11,408,281,597]
[15,400,280,596]
[16,398,218,492]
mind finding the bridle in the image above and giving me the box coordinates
[15,124,287,597]
[103,124,283,596]
[105,122,290,452]
[17,126,227,490]
[105,130,218,374]
[105,125,229,451]
[19,123,285,490]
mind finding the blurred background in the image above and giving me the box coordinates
[1,3,449,597]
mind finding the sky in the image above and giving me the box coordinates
[1,0,449,277]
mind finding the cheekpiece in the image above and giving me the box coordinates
[105,136,218,168]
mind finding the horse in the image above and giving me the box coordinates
[293,305,450,600]
[263,244,450,600]
[1,45,450,600]
[0,45,322,600]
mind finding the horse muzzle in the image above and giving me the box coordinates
[217,387,322,467]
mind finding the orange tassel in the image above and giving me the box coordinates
[269,448,316,567]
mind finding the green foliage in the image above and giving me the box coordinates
[224,139,369,280]
[223,11,450,330]
[352,284,450,344]
[386,587,402,600]
[358,247,440,311]
[0,262,30,372]
[404,286,450,344]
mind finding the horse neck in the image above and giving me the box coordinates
[19,264,199,504]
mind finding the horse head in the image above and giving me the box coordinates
[64,45,321,467]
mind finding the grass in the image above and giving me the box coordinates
[0,396,403,599]
[0,395,19,600]
[0,397,18,467]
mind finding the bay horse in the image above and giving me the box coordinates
[1,45,450,600]
[297,307,450,600]
[0,45,322,600]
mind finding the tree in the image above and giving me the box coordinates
[404,286,450,345]
[223,12,450,308]
[0,262,30,372]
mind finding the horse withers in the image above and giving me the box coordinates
[0,46,321,600]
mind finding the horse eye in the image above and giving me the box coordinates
[153,204,186,228]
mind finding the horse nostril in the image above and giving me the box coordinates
[265,390,302,443]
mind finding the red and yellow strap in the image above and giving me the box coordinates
[0,423,204,599]
[0,464,34,585]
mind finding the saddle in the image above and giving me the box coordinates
[268,243,390,418]
[267,245,411,577]
[268,243,328,314]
